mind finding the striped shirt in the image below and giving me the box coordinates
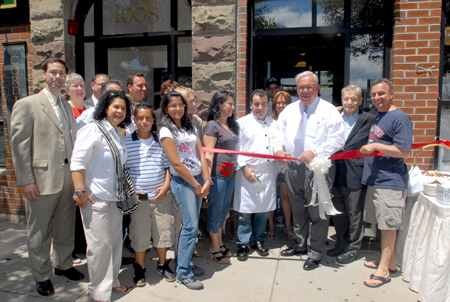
[125,131,170,200]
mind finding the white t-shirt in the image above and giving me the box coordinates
[159,126,202,176]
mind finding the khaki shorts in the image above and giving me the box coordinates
[129,192,180,252]
[364,186,406,230]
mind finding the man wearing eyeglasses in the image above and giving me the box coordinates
[273,71,345,271]
[327,85,375,265]
[84,73,110,108]
[11,58,84,297]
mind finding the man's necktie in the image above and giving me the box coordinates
[293,105,308,158]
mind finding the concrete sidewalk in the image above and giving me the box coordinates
[0,220,418,302]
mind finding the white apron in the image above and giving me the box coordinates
[233,160,277,213]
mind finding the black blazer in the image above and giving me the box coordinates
[333,109,376,189]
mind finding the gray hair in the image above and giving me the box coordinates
[65,73,85,90]
[295,71,319,85]
[372,78,393,92]
[341,84,362,99]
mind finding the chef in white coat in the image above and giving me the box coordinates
[234,89,278,261]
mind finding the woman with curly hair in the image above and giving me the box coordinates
[203,90,239,263]
[158,91,211,290]
[71,90,133,301]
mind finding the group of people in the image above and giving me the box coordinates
[10,57,412,301]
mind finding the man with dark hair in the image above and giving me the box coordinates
[360,78,412,288]
[266,77,299,116]
[234,89,278,261]
[127,73,147,103]
[327,85,376,264]
[11,58,84,297]
[84,73,110,108]
[274,71,345,271]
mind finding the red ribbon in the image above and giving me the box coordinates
[203,140,450,161]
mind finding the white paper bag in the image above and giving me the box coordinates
[407,166,426,197]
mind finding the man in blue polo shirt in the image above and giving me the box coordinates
[360,78,412,288]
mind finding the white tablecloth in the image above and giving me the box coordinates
[402,193,450,302]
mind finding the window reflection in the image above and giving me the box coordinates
[254,0,311,29]
[316,0,344,27]
[351,0,385,28]
[103,0,170,35]
[177,37,192,87]
[439,107,450,170]
[84,4,94,36]
[178,0,191,31]
[84,43,95,98]
[349,33,384,108]
[442,46,450,100]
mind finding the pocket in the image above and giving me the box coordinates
[384,196,404,228]
[32,159,48,168]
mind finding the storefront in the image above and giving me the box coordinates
[0,0,446,220]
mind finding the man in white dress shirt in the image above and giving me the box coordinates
[234,89,278,261]
[274,71,345,270]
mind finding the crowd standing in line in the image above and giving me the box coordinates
[9,57,414,300]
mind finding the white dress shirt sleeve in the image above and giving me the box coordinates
[71,124,101,171]
[313,102,345,156]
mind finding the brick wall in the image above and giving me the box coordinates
[391,0,442,170]
[0,23,33,221]
[236,0,248,118]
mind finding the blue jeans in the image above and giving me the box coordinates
[207,176,235,233]
[171,175,203,278]
[236,211,271,247]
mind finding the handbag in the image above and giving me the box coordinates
[93,120,139,214]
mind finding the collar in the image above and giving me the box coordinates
[341,110,359,120]
[43,88,60,103]
[92,95,99,106]
[101,118,115,132]
[299,96,320,112]
[131,130,158,142]
[251,112,268,123]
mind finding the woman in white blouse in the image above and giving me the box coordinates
[158,91,211,290]
[71,91,133,302]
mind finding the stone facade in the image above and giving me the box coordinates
[192,1,237,119]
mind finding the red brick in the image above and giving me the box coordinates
[415,122,436,129]
[406,26,429,33]
[427,100,438,107]
[404,56,428,63]
[419,2,442,9]
[238,0,247,5]
[416,92,438,99]
[418,33,440,40]
[429,55,440,63]
[393,26,406,34]
[415,107,437,114]
[392,63,416,70]
[393,49,416,56]
[418,17,441,25]
[430,10,441,17]
[392,78,415,85]
[391,71,404,78]
[410,115,425,121]
[425,129,436,136]
[392,56,404,63]
[406,10,430,18]
[20,33,31,39]
[393,41,405,48]
[12,26,27,33]
[426,115,437,121]
[394,93,415,99]
[394,33,417,41]
[238,20,247,27]
[429,40,440,46]
[405,41,428,47]
[396,19,417,25]
[404,85,426,92]
[427,85,439,92]
[417,47,440,55]
[413,136,436,142]
[404,100,426,106]
[401,107,414,114]
[412,129,425,135]
[396,2,417,9]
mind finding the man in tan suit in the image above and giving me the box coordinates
[11,58,84,297]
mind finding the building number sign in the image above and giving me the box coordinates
[115,1,159,23]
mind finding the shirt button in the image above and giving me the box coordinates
[60,163,64,166]
[266,147,269,149]
[265,134,267,137]
[267,160,269,162]
[60,135,64,139]
[61,148,65,152]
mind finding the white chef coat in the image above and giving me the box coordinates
[233,113,277,213]
[273,97,345,158]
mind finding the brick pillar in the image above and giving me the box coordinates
[391,0,442,169]
[236,0,248,118]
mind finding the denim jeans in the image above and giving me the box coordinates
[171,174,203,278]
[207,176,235,233]
[236,211,271,247]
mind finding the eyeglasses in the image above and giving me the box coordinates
[168,103,185,109]
[93,81,106,87]
[297,85,316,91]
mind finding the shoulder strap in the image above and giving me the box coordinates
[92,120,124,178]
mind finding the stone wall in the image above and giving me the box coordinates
[391,0,441,170]
[192,0,237,119]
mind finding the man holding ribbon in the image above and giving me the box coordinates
[11,58,84,296]
[360,78,412,288]
[274,71,345,271]
[234,89,278,261]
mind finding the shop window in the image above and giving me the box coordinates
[351,0,385,28]
[350,33,384,108]
[178,0,192,31]
[316,0,344,27]
[254,0,312,29]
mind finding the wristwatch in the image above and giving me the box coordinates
[73,189,86,198]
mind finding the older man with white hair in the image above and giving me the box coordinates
[273,71,345,271]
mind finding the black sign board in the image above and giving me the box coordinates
[0,0,29,25]
[2,41,28,127]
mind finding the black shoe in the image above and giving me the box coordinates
[336,252,358,264]
[251,241,269,256]
[326,246,345,257]
[237,246,249,261]
[54,267,84,281]
[157,259,176,282]
[280,247,307,257]
[133,262,146,287]
[36,280,54,296]
[121,256,135,266]
[303,258,320,271]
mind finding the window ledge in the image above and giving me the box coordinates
[0,168,7,176]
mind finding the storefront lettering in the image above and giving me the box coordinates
[115,1,159,23]
[10,55,21,102]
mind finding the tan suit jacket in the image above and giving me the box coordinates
[11,89,77,195]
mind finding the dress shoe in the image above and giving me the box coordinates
[326,246,345,257]
[336,252,358,264]
[251,241,269,256]
[237,246,249,261]
[121,256,135,266]
[36,280,54,296]
[303,257,320,271]
[54,267,84,281]
[280,247,307,257]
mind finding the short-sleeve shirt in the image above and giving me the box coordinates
[159,126,202,176]
[204,120,239,179]
[361,108,412,190]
